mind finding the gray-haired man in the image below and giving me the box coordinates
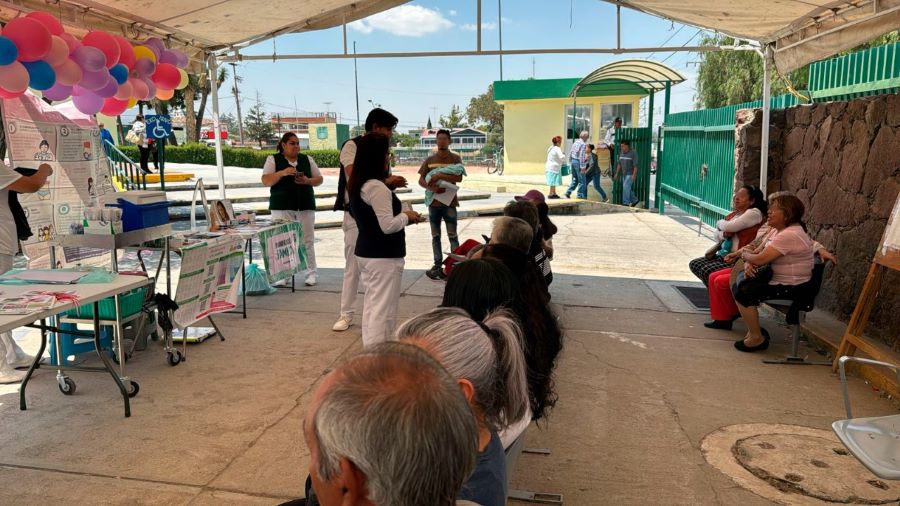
[565,130,589,199]
[304,342,479,506]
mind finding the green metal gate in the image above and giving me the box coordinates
[611,126,652,208]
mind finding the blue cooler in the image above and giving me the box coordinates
[109,198,170,231]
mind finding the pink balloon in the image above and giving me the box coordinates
[71,84,89,96]
[151,63,181,90]
[3,17,52,62]
[142,78,156,100]
[25,12,64,36]
[79,69,109,91]
[114,80,133,100]
[174,50,189,69]
[43,82,72,101]
[45,36,70,67]
[54,58,82,86]
[114,36,135,70]
[101,97,129,116]
[0,61,30,93]
[60,33,81,54]
[96,75,119,98]
[72,91,103,115]
[0,87,23,99]
[134,57,155,77]
[82,31,120,68]
[129,77,148,100]
[72,46,106,73]
[144,38,164,57]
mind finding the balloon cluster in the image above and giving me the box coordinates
[0,11,190,115]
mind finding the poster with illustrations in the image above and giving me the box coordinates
[2,92,115,267]
[173,235,245,328]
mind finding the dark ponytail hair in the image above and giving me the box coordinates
[276,132,298,154]
[741,184,767,216]
[347,133,390,195]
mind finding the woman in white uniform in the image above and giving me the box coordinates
[0,162,52,383]
[348,133,423,347]
[261,132,323,286]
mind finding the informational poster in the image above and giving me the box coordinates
[2,92,115,268]
[257,222,307,283]
[173,234,245,328]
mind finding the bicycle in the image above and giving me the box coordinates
[486,148,504,175]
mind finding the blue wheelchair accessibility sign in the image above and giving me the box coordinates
[146,115,172,139]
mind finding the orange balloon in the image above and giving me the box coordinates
[155,87,174,100]
[127,97,137,108]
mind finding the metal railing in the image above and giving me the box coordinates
[611,127,653,208]
[103,139,146,191]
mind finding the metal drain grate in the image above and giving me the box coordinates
[674,285,709,310]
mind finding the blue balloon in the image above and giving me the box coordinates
[0,36,17,66]
[110,63,129,85]
[23,60,56,91]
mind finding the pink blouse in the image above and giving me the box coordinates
[766,224,814,285]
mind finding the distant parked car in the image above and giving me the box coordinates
[202,138,232,147]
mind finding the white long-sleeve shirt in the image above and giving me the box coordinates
[361,179,408,234]
[545,145,566,173]
[714,208,764,242]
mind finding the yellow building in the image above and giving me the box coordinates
[494,60,685,175]
[308,122,351,150]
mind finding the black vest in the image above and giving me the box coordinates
[350,181,406,259]
[333,136,363,212]
[269,153,315,211]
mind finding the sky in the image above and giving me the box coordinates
[211,0,710,131]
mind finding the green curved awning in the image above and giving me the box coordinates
[571,59,686,96]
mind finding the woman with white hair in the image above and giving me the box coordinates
[396,307,529,506]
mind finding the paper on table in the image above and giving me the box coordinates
[1,270,87,284]
[433,182,459,207]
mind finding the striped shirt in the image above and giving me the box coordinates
[569,139,587,164]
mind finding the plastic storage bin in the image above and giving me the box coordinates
[108,199,170,232]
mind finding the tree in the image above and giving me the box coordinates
[245,95,274,147]
[426,116,433,129]
[392,133,419,148]
[173,67,229,143]
[696,31,899,109]
[220,112,239,137]
[439,105,467,128]
[466,84,504,151]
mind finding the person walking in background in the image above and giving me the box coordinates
[348,133,423,347]
[603,117,622,168]
[585,143,608,202]
[617,140,638,206]
[544,136,565,199]
[418,129,464,280]
[99,123,114,145]
[261,132,323,286]
[331,108,403,332]
[565,131,588,199]
[130,115,151,174]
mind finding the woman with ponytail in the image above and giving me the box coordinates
[396,307,529,506]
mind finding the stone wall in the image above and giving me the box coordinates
[734,94,900,347]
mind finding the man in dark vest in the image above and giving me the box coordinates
[262,132,323,286]
[332,108,405,332]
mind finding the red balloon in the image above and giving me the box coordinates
[114,36,135,70]
[3,17,52,62]
[101,97,129,116]
[25,11,65,36]
[0,86,23,99]
[82,31,120,69]
[151,63,181,90]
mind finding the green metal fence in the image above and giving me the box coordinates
[658,41,899,225]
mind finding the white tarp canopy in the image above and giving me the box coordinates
[0,0,407,53]
[602,0,900,71]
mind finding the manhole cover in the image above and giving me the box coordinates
[702,424,900,505]
[734,433,900,503]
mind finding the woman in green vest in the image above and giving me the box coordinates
[261,132,323,286]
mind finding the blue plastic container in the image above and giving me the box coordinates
[109,199,170,232]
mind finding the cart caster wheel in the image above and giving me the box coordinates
[127,380,140,398]
[167,350,182,367]
[112,352,130,365]
[58,377,76,395]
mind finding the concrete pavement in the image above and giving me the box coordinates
[0,207,896,505]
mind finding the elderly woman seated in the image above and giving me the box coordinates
[688,185,767,286]
[732,194,824,352]
[397,307,530,506]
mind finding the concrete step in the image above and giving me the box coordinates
[168,191,495,221]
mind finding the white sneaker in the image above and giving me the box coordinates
[332,315,353,332]
[273,279,289,287]
[305,273,317,286]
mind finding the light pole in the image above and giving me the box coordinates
[353,41,360,131]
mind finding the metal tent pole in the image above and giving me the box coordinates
[208,54,226,200]
[647,90,654,209]
[759,45,772,196]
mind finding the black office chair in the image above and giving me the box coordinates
[763,254,831,365]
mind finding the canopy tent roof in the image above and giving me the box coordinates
[602,0,900,71]
[0,0,406,53]
[570,59,686,96]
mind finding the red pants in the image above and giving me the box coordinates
[708,267,738,320]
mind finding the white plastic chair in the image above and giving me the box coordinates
[832,356,900,480]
